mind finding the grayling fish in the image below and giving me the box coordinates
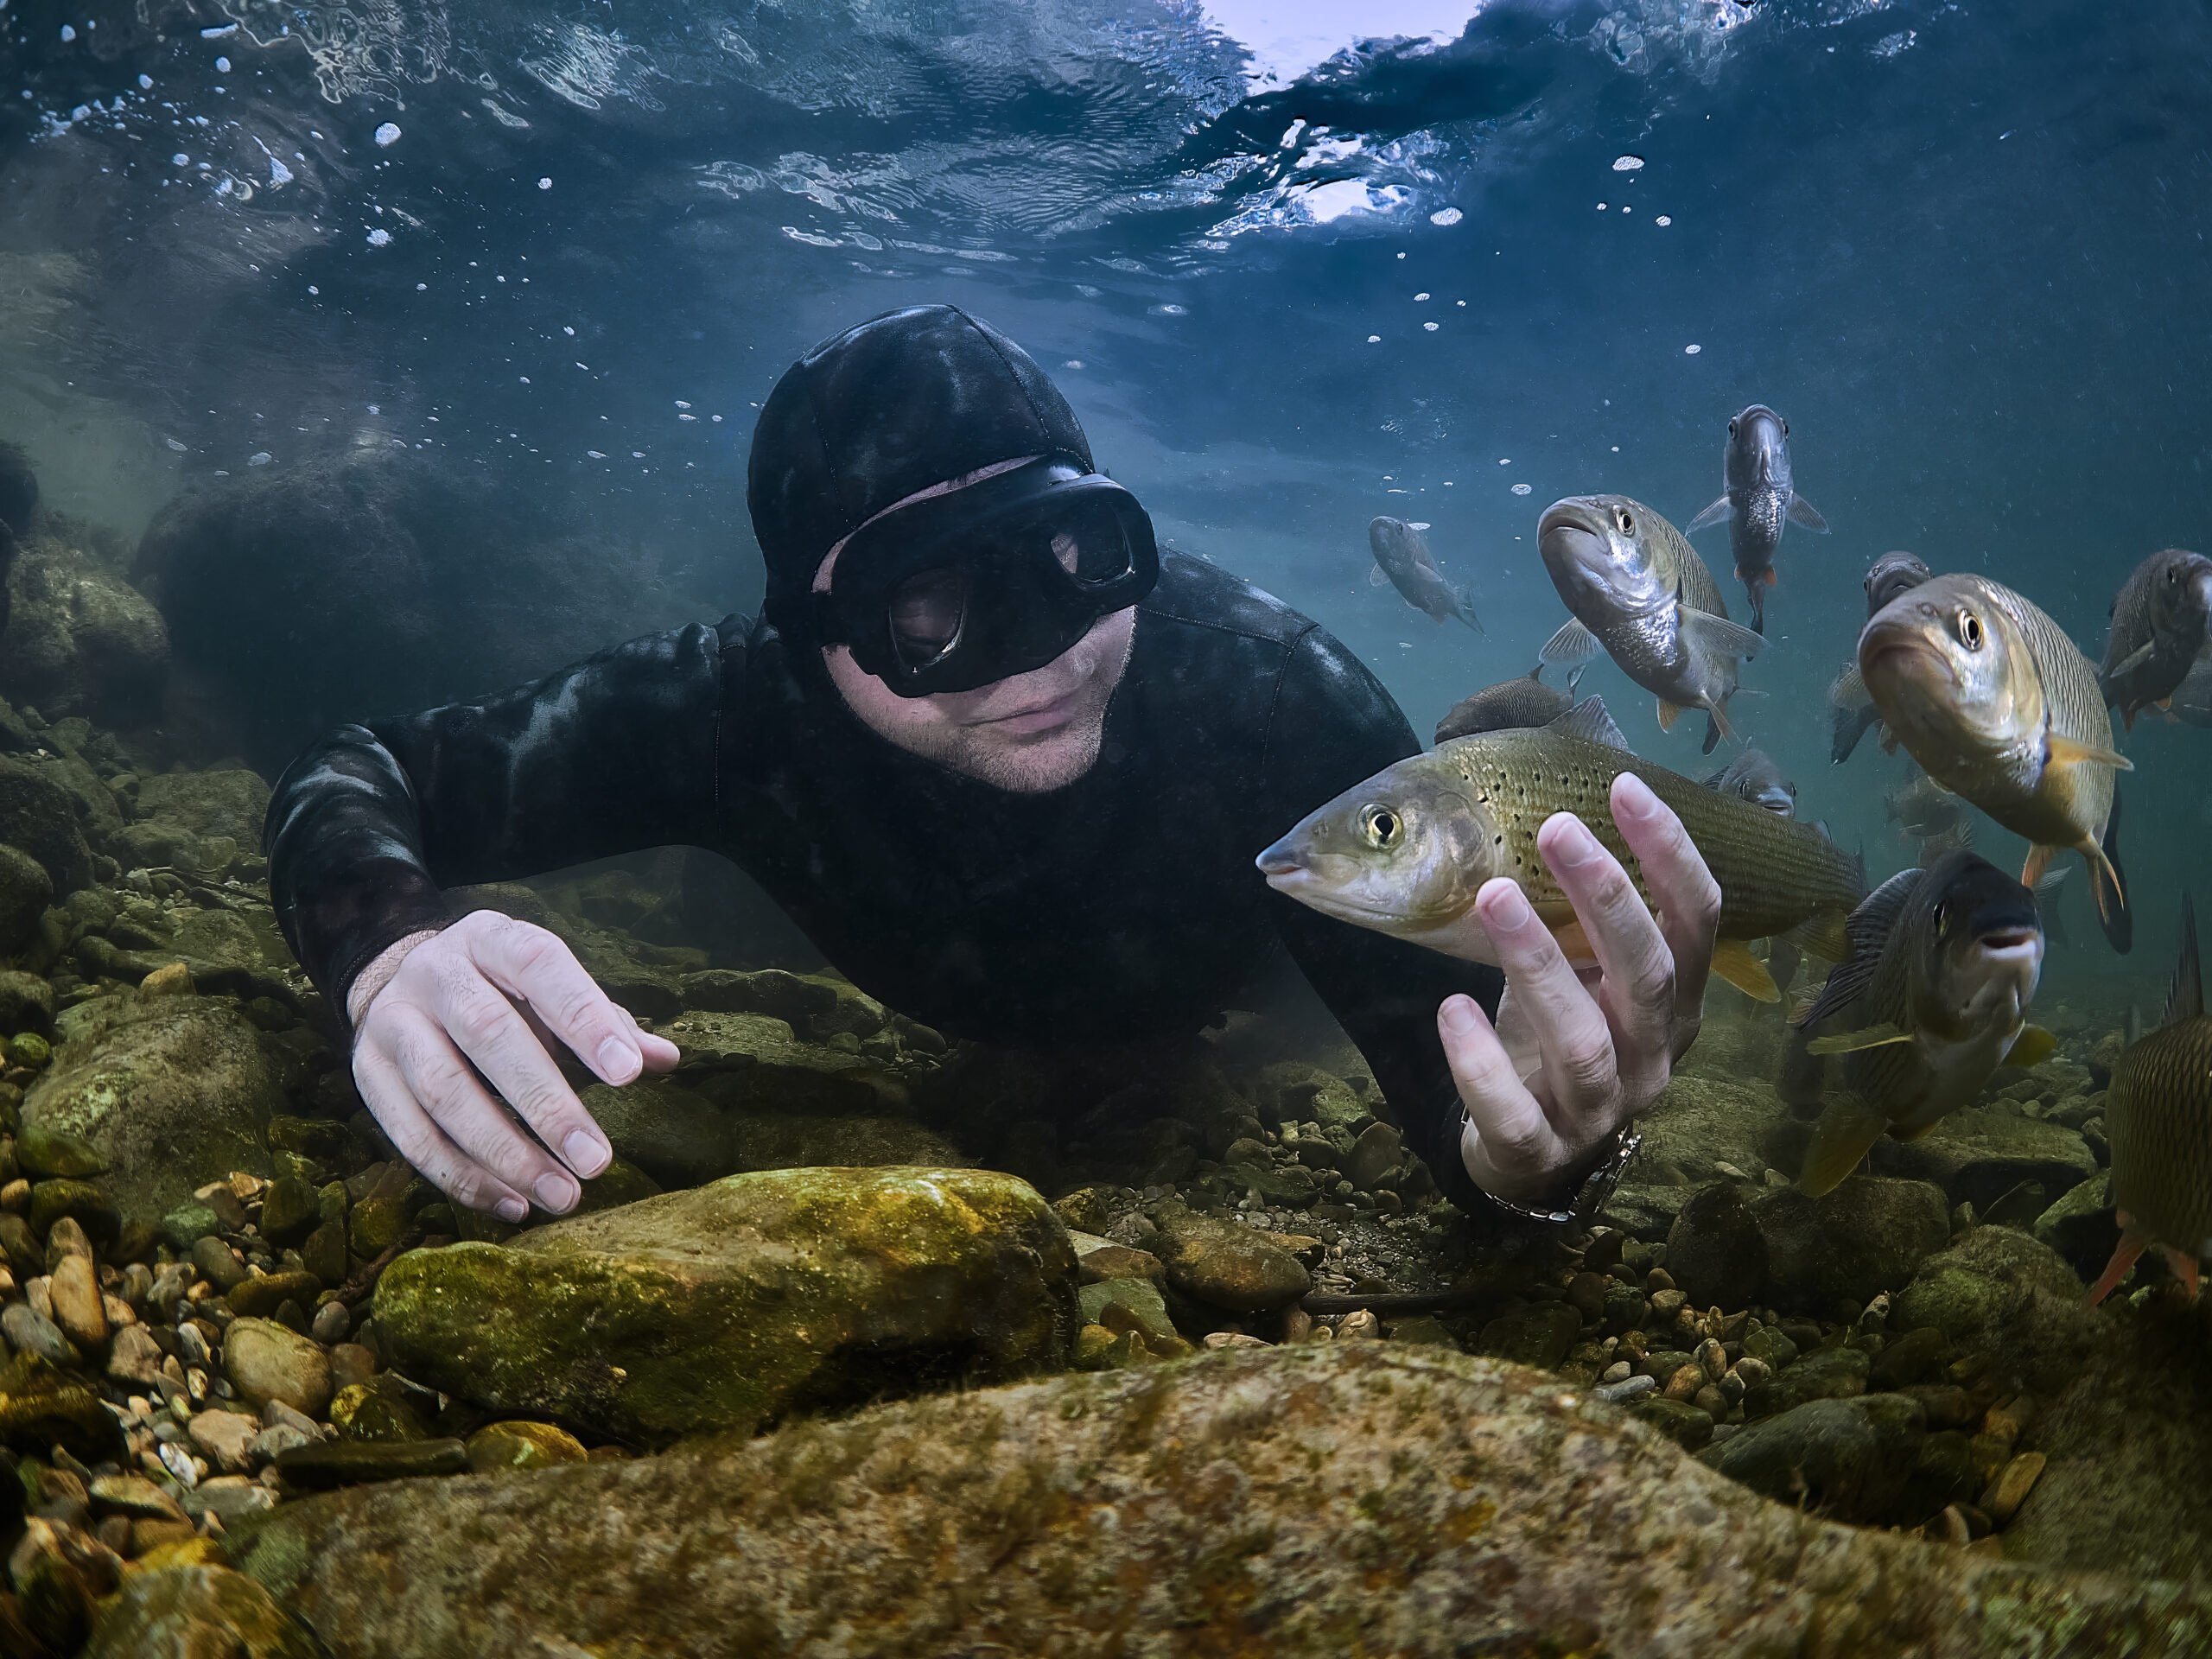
[2100,548,2212,732]
[1784,851,2050,1196]
[2167,655,2212,728]
[1433,665,1578,745]
[1369,517,1481,632]
[1536,494,1766,755]
[1685,404,1828,634]
[1702,747,1796,817]
[1830,554,1935,764]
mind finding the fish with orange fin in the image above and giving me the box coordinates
[1858,572,2133,955]
[1255,696,1863,1004]
[2089,895,2212,1304]
[1684,404,1827,635]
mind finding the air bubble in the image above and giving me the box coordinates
[373,122,400,147]
[1656,215,1673,226]
[1367,334,1381,343]
[1424,321,1438,332]
[365,227,391,246]
[1511,483,1532,496]
[248,451,272,467]
[1684,343,1701,355]
[58,25,75,41]
[537,177,552,189]
[1429,207,1462,226]
[214,56,230,72]
[1612,155,1645,172]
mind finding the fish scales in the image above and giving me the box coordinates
[1993,582,2120,848]
[1436,730,1861,941]
[2106,1019,2212,1259]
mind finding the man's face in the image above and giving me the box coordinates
[814,461,1136,794]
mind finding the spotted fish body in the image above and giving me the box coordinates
[1256,698,1862,1001]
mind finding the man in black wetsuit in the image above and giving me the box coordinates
[266,305,1720,1229]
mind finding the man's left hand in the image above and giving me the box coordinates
[1437,770,1720,1208]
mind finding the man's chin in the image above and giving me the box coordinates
[959,719,1107,793]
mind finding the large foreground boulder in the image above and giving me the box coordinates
[372,1166,1079,1445]
[20,995,283,1220]
[226,1343,2212,1657]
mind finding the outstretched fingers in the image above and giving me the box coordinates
[1439,989,1565,1203]
[1609,771,1720,1043]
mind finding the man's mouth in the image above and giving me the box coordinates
[974,691,1078,734]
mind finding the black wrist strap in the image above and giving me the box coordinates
[1477,1123,1642,1227]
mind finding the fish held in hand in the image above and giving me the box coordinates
[1255,696,1863,1003]
[1537,493,1764,755]
[1685,404,1828,634]
[2088,894,2212,1305]
[1786,852,2050,1197]
[1858,572,2133,953]
[1370,516,1482,633]
[2100,547,2212,732]
[1433,665,1576,745]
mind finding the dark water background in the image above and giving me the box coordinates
[5,0,2210,1010]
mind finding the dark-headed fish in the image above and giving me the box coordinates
[1859,572,2133,952]
[1786,852,2050,1196]
[1685,404,1828,633]
[1885,767,1964,842]
[1703,747,1796,817]
[1831,554,1935,764]
[2089,895,2212,1305]
[1256,696,1863,1002]
[1433,666,1576,745]
[2167,654,2212,728]
[1536,494,1765,754]
[1370,517,1482,632]
[2100,548,2212,732]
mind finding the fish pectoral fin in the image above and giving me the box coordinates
[1678,607,1769,661]
[1804,1022,1912,1057]
[2020,844,2056,890]
[2045,731,2134,772]
[1799,1092,1889,1197]
[2002,1025,2059,1068]
[1763,567,1778,586]
[1540,618,1602,666]
[1368,566,1389,587]
[2087,1238,2145,1307]
[1788,493,1829,532]
[1656,698,1682,733]
[1686,495,1732,533]
[1710,938,1781,1003]
[2107,639,2157,678]
[1783,909,1853,965]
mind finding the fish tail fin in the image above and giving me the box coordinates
[1656,697,1682,733]
[1703,697,1734,754]
[2161,1246,2202,1302]
[1710,938,1780,1002]
[2088,1211,2152,1307]
[1457,591,1484,634]
[1799,1092,1889,1197]
[2088,790,2131,955]
[1745,581,1766,636]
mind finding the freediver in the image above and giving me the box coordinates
[265,305,1723,1230]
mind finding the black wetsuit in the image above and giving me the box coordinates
[265,551,1505,1211]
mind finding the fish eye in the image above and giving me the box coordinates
[1956,610,1985,651]
[2170,565,2183,585]
[1932,901,1948,931]
[1613,507,1635,534]
[1727,418,1738,436]
[1360,804,1404,850]
[1781,418,1790,435]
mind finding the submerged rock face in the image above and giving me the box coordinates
[229,1343,2212,1658]
[0,535,168,725]
[85,1563,322,1658]
[20,995,283,1222]
[372,1166,1079,1445]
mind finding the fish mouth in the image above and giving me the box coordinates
[1974,927,2042,960]
[1255,838,1305,880]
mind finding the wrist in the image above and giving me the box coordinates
[346,929,444,1027]
[1465,1121,1642,1226]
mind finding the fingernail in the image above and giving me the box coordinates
[535,1172,578,1212]
[1549,816,1600,868]
[596,1036,640,1081]
[495,1197,528,1224]
[1484,880,1531,928]
[1440,995,1478,1035]
[563,1130,611,1179]
[1615,773,1658,818]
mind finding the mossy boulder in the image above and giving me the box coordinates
[84,1562,323,1659]
[1752,1175,1950,1311]
[1891,1225,2088,1350]
[660,1011,907,1115]
[1869,1103,2098,1211]
[726,1111,970,1174]
[575,1079,736,1190]
[131,770,271,848]
[21,995,281,1221]
[372,1166,1080,1446]
[0,843,50,956]
[0,754,93,893]
[0,536,168,725]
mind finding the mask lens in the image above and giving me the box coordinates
[1046,495,1137,587]
[887,566,969,667]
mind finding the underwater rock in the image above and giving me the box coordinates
[0,536,168,725]
[0,441,35,535]
[225,1319,335,1419]
[1149,1201,1310,1311]
[1635,1072,1792,1186]
[575,1078,737,1190]
[1891,1226,2088,1352]
[84,1563,325,1659]
[132,768,271,849]
[1753,1176,1951,1311]
[0,754,94,893]
[21,995,281,1222]
[0,969,55,1037]
[0,844,50,956]
[465,1421,587,1473]
[227,1341,2212,1656]
[1870,1103,2098,1212]
[372,1166,1080,1446]
[2031,1171,2118,1280]
[1705,1394,1928,1523]
[1478,1302,1584,1369]
[1663,1181,1769,1309]
[659,1010,908,1116]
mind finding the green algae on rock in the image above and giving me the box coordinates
[85,1562,323,1659]
[226,1341,2212,1657]
[372,1166,1080,1445]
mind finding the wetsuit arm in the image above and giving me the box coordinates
[1256,630,1504,1216]
[265,620,736,1018]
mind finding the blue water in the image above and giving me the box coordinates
[7,0,2210,1004]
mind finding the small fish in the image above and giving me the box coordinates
[1786,852,2050,1195]
[1830,554,1935,764]
[1535,494,1765,754]
[2100,548,2212,732]
[1884,766,1964,842]
[1685,404,1828,634]
[1859,572,2133,953]
[2168,655,2212,728]
[1433,665,1578,745]
[1702,747,1796,817]
[1917,816,1977,868]
[1255,696,1865,1003]
[2089,895,2212,1305]
[1369,517,1482,632]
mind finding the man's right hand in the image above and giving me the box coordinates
[347,912,681,1220]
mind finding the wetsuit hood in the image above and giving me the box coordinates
[747,305,1096,641]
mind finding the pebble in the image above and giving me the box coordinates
[310,1300,352,1344]
[157,1440,200,1489]
[48,1252,106,1350]
[106,1324,164,1388]
[466,1421,588,1472]
[274,1438,471,1490]
[86,1473,185,1522]
[1600,1361,1632,1384]
[3,1299,77,1365]
[1983,1450,2047,1524]
[222,1317,333,1417]
[1695,1338,1727,1383]
[1338,1309,1381,1340]
[191,1236,248,1294]
[186,1408,259,1473]
[1595,1373,1656,1403]
[1202,1332,1270,1351]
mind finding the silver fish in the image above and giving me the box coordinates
[1831,554,1934,764]
[1686,404,1828,634]
[2100,548,2212,732]
[1536,493,1766,755]
[1369,517,1482,632]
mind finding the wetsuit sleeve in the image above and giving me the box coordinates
[1256,629,1505,1218]
[265,620,736,1020]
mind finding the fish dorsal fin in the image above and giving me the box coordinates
[1792,868,1921,1030]
[1526,665,1545,683]
[1545,696,1633,753]
[2164,893,2202,1028]
[1540,618,1601,666]
[1679,607,1770,661]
